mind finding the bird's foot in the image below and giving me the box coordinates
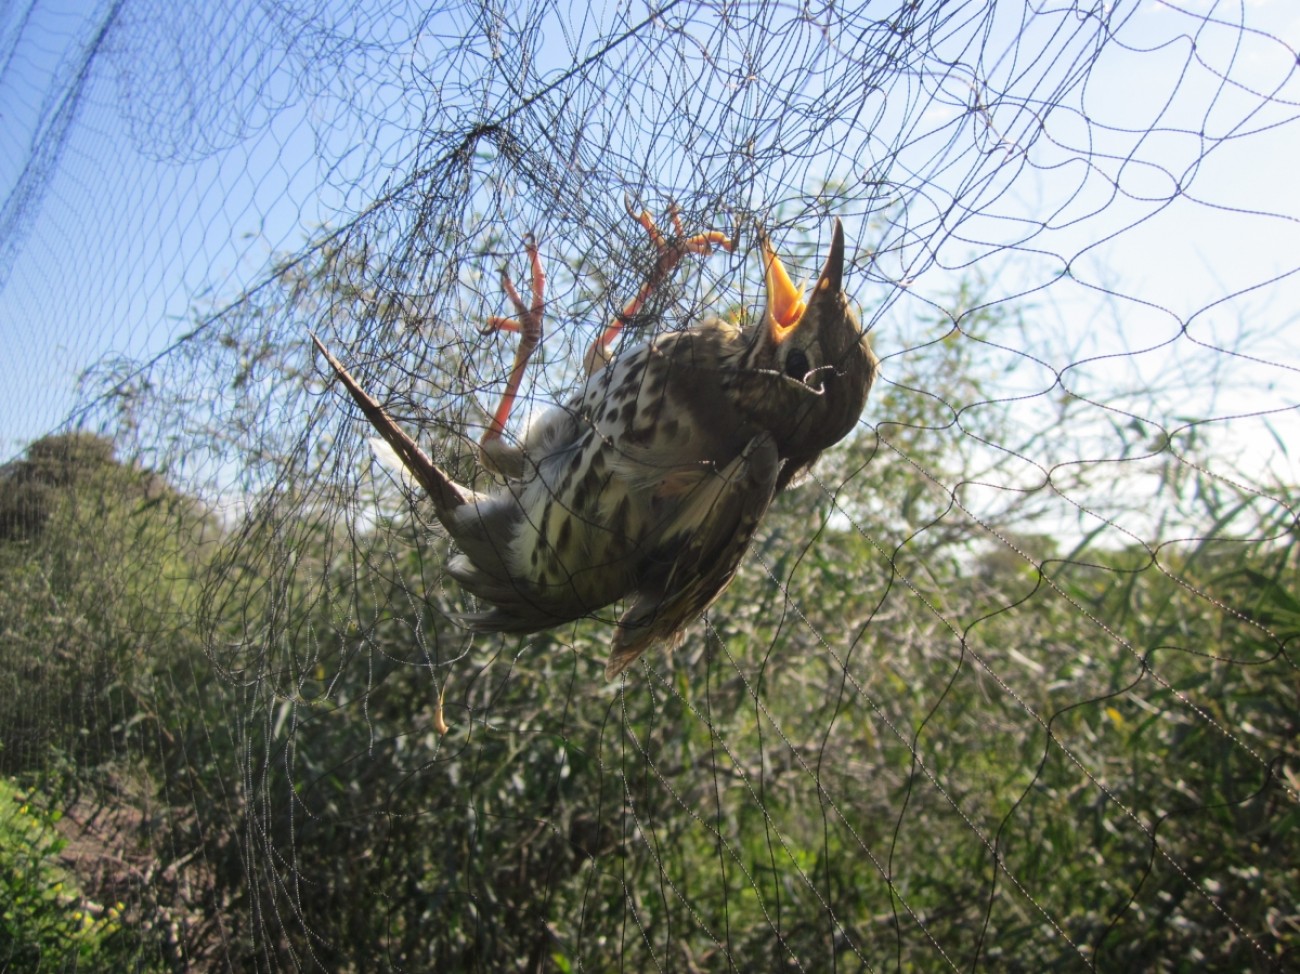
[584,199,735,374]
[479,234,544,471]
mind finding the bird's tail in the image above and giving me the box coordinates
[309,332,476,517]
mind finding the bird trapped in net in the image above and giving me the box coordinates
[313,206,877,678]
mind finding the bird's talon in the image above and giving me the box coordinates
[586,204,735,373]
[480,316,521,335]
[480,237,547,450]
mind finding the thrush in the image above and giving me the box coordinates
[312,205,877,679]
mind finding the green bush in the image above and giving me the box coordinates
[0,778,126,971]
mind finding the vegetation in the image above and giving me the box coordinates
[0,778,134,971]
[0,280,1295,972]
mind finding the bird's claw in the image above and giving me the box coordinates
[587,201,735,371]
[481,234,545,452]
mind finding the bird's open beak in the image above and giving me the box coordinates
[762,219,844,345]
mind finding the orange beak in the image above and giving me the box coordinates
[761,228,807,344]
[761,219,844,344]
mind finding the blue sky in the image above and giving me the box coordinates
[2,0,1297,486]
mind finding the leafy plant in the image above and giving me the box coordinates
[0,778,129,971]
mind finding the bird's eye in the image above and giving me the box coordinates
[784,348,810,380]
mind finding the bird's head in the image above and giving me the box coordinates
[743,219,878,471]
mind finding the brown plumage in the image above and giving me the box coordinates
[312,209,877,678]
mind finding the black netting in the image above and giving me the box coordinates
[1,1,1296,971]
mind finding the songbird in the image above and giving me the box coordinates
[312,205,877,679]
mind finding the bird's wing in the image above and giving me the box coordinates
[605,431,780,679]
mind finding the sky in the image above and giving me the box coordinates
[1,0,1297,486]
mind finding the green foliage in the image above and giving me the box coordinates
[0,432,117,541]
[0,778,130,971]
[0,433,211,777]
[1,275,1295,971]
[0,434,215,969]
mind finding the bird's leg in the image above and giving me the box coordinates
[478,234,544,475]
[584,201,734,374]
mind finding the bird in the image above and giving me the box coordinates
[312,204,878,679]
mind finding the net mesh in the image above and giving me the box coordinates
[1,0,1296,970]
